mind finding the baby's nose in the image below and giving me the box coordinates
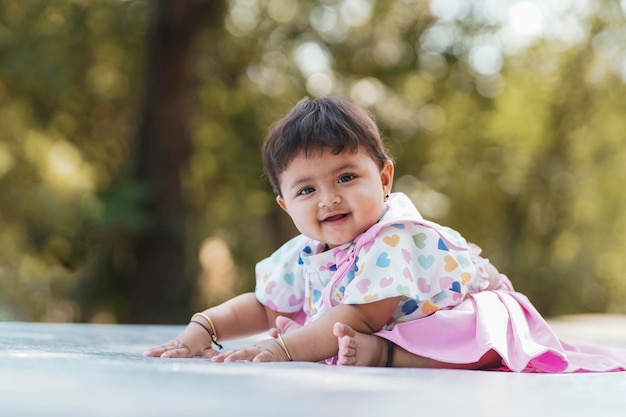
[318,190,341,207]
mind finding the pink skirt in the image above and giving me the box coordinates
[375,276,626,373]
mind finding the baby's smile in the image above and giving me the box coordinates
[322,213,349,223]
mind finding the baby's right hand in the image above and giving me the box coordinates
[143,323,217,358]
[143,339,193,358]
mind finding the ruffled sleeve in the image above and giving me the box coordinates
[341,223,479,318]
[255,234,309,314]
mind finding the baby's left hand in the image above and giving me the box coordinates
[211,337,290,363]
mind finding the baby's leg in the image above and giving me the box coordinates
[334,322,502,369]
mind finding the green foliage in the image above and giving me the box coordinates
[1,0,626,322]
[0,0,146,321]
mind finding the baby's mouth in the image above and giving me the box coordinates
[322,213,348,223]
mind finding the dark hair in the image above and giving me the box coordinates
[262,96,392,195]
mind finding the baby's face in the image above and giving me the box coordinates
[276,147,393,248]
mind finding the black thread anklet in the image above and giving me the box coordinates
[385,340,394,367]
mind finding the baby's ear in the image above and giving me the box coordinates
[381,160,394,190]
[276,195,288,212]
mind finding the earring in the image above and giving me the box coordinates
[384,193,389,202]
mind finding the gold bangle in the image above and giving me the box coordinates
[191,313,218,339]
[276,333,293,361]
[191,312,223,350]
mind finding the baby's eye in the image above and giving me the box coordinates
[338,174,356,183]
[297,186,315,196]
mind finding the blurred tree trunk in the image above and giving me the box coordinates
[130,0,224,323]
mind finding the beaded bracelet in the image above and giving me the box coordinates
[191,313,223,350]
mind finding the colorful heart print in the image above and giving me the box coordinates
[376,252,391,268]
[412,233,427,249]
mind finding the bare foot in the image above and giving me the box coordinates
[333,322,388,367]
[268,315,302,338]
[333,322,503,369]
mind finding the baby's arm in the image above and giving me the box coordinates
[484,263,501,290]
[213,296,401,363]
[143,292,288,358]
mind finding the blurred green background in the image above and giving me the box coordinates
[1,0,625,324]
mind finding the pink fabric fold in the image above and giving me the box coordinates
[375,282,626,373]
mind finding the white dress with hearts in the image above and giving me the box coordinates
[255,193,626,372]
[255,193,492,330]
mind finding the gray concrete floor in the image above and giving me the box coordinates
[1,317,625,417]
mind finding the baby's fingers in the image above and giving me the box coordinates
[213,348,259,363]
[143,347,165,357]
[143,339,194,358]
[252,351,275,362]
[160,344,193,358]
[197,347,219,359]
[211,349,240,362]
[143,341,176,357]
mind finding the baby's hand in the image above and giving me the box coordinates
[143,323,218,358]
[211,337,289,363]
[142,338,219,359]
